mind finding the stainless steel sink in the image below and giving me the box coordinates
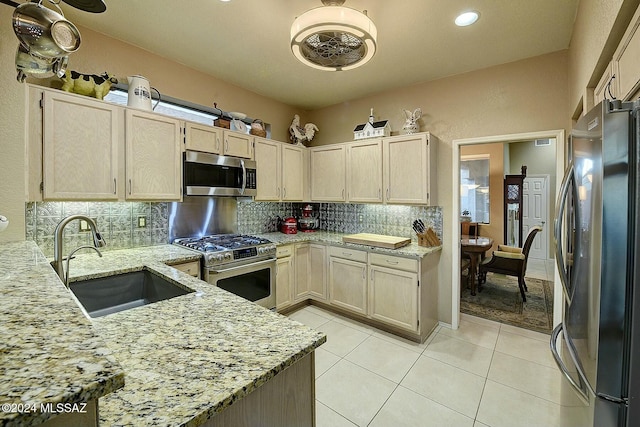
[69,270,193,318]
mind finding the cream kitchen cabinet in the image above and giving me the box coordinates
[613,4,640,100]
[383,133,438,205]
[34,88,121,201]
[223,129,253,159]
[294,242,327,302]
[594,61,617,106]
[310,144,346,201]
[276,244,294,311]
[328,246,367,316]
[27,86,182,202]
[184,123,252,158]
[184,121,222,154]
[167,259,201,279]
[347,139,383,203]
[125,109,182,200]
[254,138,304,201]
[368,253,419,332]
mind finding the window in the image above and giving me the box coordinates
[104,88,219,125]
[460,155,490,223]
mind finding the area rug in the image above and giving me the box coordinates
[460,272,553,334]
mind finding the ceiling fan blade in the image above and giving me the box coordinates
[60,0,106,13]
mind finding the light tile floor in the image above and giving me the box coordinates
[288,273,578,427]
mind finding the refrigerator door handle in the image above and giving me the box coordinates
[550,323,590,403]
[554,161,575,303]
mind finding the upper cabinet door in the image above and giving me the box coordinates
[383,134,434,205]
[310,145,346,201]
[42,90,120,200]
[282,144,304,201]
[347,139,383,203]
[613,5,640,100]
[223,130,253,159]
[254,137,281,201]
[125,109,182,201]
[184,121,222,154]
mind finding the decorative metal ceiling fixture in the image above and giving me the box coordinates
[290,0,377,71]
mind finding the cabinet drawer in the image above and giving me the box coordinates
[369,253,418,272]
[328,246,367,263]
[170,260,201,278]
[277,244,293,258]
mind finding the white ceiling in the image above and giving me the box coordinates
[60,0,579,110]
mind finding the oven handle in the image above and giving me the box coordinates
[208,258,275,274]
[240,159,246,195]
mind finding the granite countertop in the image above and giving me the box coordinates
[1,242,325,426]
[67,245,326,426]
[0,240,125,427]
[254,231,442,258]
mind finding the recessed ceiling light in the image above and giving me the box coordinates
[455,11,479,27]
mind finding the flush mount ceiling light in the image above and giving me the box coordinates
[291,0,377,71]
[455,11,479,27]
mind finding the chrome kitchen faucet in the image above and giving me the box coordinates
[52,215,106,285]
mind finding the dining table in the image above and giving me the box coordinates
[461,235,494,296]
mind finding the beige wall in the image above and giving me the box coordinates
[0,7,27,243]
[460,143,504,252]
[308,51,570,324]
[62,25,305,143]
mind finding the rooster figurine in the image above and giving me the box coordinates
[289,114,319,145]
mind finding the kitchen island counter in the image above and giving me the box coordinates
[67,245,326,426]
[3,243,325,427]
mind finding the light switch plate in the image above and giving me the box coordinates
[137,216,147,228]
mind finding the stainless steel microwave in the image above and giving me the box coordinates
[183,150,257,197]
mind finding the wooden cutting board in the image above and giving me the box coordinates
[342,233,411,249]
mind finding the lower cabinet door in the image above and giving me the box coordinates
[308,244,327,301]
[329,257,367,315]
[276,256,293,310]
[369,265,419,332]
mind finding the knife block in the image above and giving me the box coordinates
[417,228,441,247]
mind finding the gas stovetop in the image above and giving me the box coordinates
[173,234,276,267]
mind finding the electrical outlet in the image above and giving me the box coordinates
[137,216,147,228]
[359,214,363,223]
[79,218,97,232]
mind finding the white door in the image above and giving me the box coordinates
[522,175,548,259]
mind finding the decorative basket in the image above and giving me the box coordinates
[250,128,267,138]
[214,118,230,129]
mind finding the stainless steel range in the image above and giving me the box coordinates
[174,234,276,309]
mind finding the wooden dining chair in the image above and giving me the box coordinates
[477,226,543,302]
[461,258,471,291]
[461,221,478,238]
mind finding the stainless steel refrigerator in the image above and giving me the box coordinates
[551,99,640,427]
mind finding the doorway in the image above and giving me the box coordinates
[451,130,565,331]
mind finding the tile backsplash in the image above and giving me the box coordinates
[26,202,169,257]
[27,200,442,257]
[237,200,442,240]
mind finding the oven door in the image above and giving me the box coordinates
[204,258,275,310]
